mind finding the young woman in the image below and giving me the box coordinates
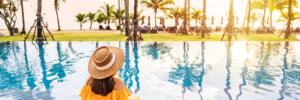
[80,46,139,100]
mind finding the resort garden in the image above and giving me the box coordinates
[1,0,300,100]
[0,0,299,41]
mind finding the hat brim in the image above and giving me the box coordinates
[88,46,125,79]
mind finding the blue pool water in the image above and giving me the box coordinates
[0,41,299,100]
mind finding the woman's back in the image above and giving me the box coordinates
[80,77,131,100]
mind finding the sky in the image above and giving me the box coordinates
[0,0,299,30]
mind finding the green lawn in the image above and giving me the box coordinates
[0,33,298,41]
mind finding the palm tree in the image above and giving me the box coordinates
[191,8,202,31]
[252,0,268,28]
[118,0,122,30]
[20,0,26,34]
[276,11,300,23]
[99,4,115,29]
[75,13,87,30]
[275,0,298,38]
[201,0,207,38]
[251,12,261,27]
[183,0,187,34]
[87,12,96,30]
[268,0,278,28]
[96,13,106,30]
[54,0,66,31]
[246,0,251,34]
[141,0,175,27]
[113,9,125,30]
[124,0,130,36]
[165,7,183,28]
[129,9,144,22]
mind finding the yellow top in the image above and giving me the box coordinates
[79,85,131,100]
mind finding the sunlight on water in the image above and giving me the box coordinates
[0,41,299,100]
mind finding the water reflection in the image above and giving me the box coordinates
[236,42,249,100]
[143,42,171,60]
[119,42,141,93]
[168,42,207,100]
[0,41,299,100]
[224,42,233,100]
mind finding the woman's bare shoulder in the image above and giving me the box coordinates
[114,77,125,90]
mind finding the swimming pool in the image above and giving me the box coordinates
[0,41,299,100]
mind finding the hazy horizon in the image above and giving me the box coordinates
[0,0,299,30]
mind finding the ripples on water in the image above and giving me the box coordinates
[0,41,299,100]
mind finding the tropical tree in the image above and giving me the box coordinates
[201,0,207,37]
[0,0,18,36]
[141,0,175,27]
[54,0,66,31]
[87,12,96,30]
[124,0,130,36]
[252,0,268,28]
[191,8,202,31]
[250,12,261,27]
[129,9,144,22]
[183,0,187,34]
[165,7,183,27]
[20,0,26,34]
[113,9,125,29]
[75,13,87,30]
[276,11,300,23]
[268,0,278,28]
[96,13,106,30]
[99,4,115,29]
[118,0,122,30]
[275,0,298,38]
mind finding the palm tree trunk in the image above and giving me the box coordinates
[118,0,121,30]
[262,8,266,28]
[188,0,190,28]
[196,19,198,31]
[227,0,234,41]
[175,17,178,27]
[270,11,273,28]
[124,0,130,36]
[154,8,157,27]
[90,21,93,30]
[55,8,61,31]
[201,0,207,37]
[183,0,187,34]
[20,0,26,34]
[285,0,292,39]
[243,2,249,26]
[80,23,82,30]
[133,0,138,41]
[246,0,251,34]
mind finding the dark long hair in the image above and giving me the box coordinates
[91,76,115,96]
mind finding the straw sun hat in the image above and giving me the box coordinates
[88,46,125,79]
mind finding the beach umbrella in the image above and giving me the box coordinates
[211,16,214,25]
[221,16,223,25]
[148,16,151,26]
